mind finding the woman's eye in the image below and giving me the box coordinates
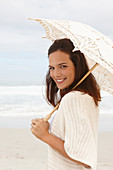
[49,67,54,70]
[60,65,67,68]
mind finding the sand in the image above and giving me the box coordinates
[0,128,113,170]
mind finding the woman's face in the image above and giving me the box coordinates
[49,51,75,90]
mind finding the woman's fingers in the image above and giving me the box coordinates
[30,118,50,141]
[31,118,40,125]
[31,122,36,130]
[31,118,43,129]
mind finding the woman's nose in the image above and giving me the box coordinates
[53,68,61,77]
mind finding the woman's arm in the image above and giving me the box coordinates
[43,132,90,168]
[31,118,90,168]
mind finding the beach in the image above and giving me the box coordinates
[0,128,48,170]
[0,128,113,170]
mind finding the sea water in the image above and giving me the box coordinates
[0,86,113,131]
[0,86,52,128]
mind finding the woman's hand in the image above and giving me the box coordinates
[31,118,50,142]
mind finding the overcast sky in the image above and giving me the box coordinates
[0,0,113,86]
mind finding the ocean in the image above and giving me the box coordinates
[0,86,113,131]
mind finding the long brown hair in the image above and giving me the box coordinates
[46,38,101,107]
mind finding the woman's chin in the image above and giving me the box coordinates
[57,84,68,90]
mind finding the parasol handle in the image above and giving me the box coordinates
[43,63,98,121]
[44,103,60,121]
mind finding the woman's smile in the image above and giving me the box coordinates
[54,78,67,87]
[56,78,66,83]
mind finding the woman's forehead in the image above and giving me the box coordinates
[49,51,70,64]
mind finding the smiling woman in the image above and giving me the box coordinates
[46,39,101,107]
[31,38,101,170]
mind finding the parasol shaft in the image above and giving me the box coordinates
[72,63,99,89]
[43,103,60,121]
[44,63,98,121]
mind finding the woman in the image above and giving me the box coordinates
[31,38,101,170]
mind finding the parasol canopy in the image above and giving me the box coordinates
[29,18,113,120]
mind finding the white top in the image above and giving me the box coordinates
[44,91,99,170]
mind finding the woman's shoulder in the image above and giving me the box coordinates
[59,91,98,119]
[62,91,92,102]
[60,91,95,110]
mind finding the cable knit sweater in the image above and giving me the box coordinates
[44,91,99,170]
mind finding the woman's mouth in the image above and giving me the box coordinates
[56,78,66,84]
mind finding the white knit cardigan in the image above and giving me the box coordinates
[44,91,99,170]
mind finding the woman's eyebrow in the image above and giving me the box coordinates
[58,62,67,66]
[49,63,67,67]
[48,65,53,67]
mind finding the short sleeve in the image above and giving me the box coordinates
[58,91,98,169]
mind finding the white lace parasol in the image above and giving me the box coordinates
[29,18,113,95]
